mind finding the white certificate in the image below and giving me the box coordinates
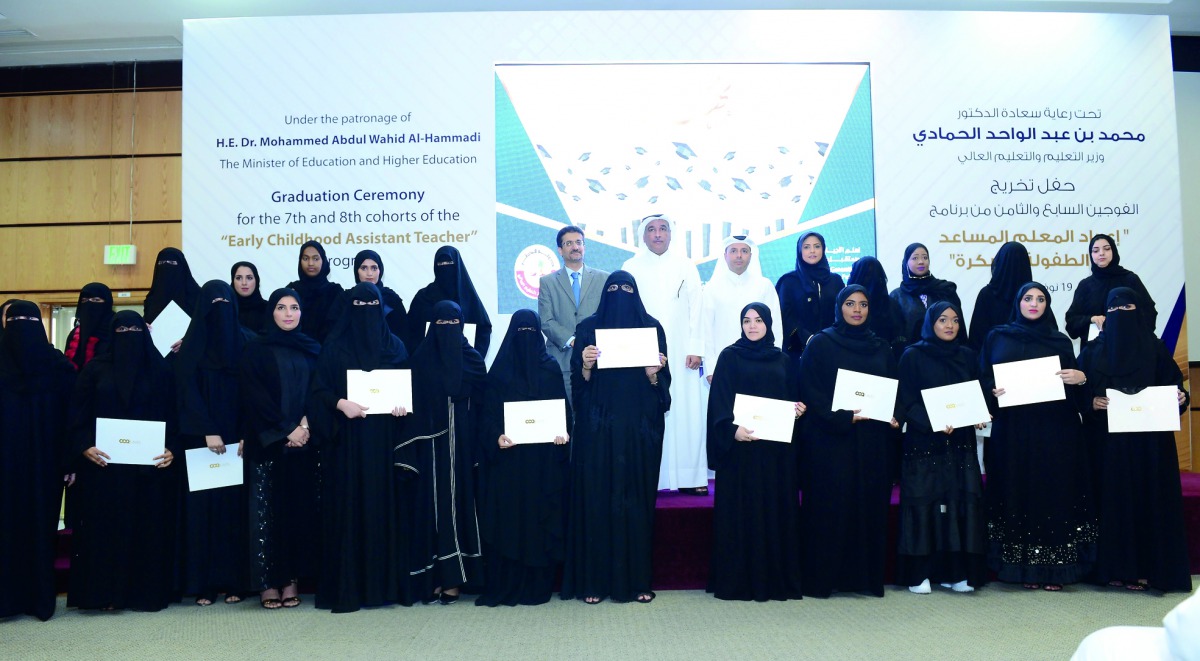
[920,380,990,430]
[149,300,189,357]
[595,327,659,369]
[1088,323,1101,342]
[503,399,568,444]
[95,417,166,466]
[732,394,795,443]
[425,321,477,341]
[832,369,898,423]
[184,447,243,492]
[346,369,414,414]
[992,356,1065,408]
[1106,387,1181,433]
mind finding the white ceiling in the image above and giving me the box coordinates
[0,0,1194,67]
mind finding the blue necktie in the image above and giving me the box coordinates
[571,271,581,306]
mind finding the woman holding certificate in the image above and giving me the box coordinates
[890,242,964,351]
[1065,234,1157,353]
[239,288,322,609]
[403,300,487,605]
[775,230,844,360]
[69,310,179,612]
[144,247,201,324]
[562,270,670,605]
[176,281,254,606]
[1077,287,1191,593]
[895,302,987,595]
[796,285,899,599]
[980,282,1096,591]
[0,301,75,621]
[309,282,412,613]
[475,309,570,607]
[706,303,804,601]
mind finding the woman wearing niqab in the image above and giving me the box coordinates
[775,230,844,359]
[309,282,417,612]
[0,301,75,620]
[65,282,114,371]
[980,282,1096,590]
[176,280,254,605]
[1078,287,1190,593]
[797,285,899,598]
[407,245,492,357]
[968,242,1031,353]
[706,303,804,601]
[1065,234,1157,352]
[890,242,964,351]
[68,310,179,611]
[143,247,201,324]
[401,300,487,604]
[561,270,671,604]
[286,240,344,343]
[239,288,322,608]
[895,302,987,594]
[352,249,410,349]
[474,309,570,607]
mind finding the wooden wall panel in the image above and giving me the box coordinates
[0,91,180,160]
[112,91,182,154]
[0,222,181,294]
[0,156,180,223]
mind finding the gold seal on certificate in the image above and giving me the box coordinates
[831,368,898,423]
[346,369,414,414]
[503,399,568,444]
[595,327,659,369]
[732,394,796,443]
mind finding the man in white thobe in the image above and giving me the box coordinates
[622,213,708,494]
[699,235,783,383]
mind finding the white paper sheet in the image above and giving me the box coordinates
[732,394,796,443]
[1088,323,1101,342]
[346,369,414,414]
[595,327,660,369]
[185,447,244,491]
[1106,386,1181,433]
[503,399,568,444]
[831,369,899,423]
[95,417,166,466]
[149,301,190,357]
[992,356,1065,408]
[920,380,990,430]
[425,321,477,342]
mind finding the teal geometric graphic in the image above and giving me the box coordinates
[800,68,875,224]
[495,72,570,224]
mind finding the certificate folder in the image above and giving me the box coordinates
[503,399,568,444]
[920,380,990,430]
[185,447,243,492]
[732,394,795,443]
[95,417,166,466]
[831,369,898,423]
[1106,386,1181,433]
[992,356,1064,408]
[595,327,659,369]
[346,369,414,414]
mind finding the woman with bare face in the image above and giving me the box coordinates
[1064,234,1157,353]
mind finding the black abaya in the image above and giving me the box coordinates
[775,231,844,359]
[889,243,964,352]
[706,303,803,601]
[1064,235,1157,352]
[287,241,345,344]
[407,245,492,357]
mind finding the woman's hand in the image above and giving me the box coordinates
[237,440,244,458]
[889,417,901,429]
[553,433,569,446]
[84,447,110,467]
[943,424,955,435]
[390,405,408,417]
[1091,315,1106,331]
[205,434,226,454]
[645,353,667,378]
[154,449,174,468]
[992,387,1006,398]
[498,434,514,449]
[794,401,807,418]
[974,415,992,431]
[170,339,183,353]
[850,408,869,423]
[581,345,599,370]
[734,425,758,442]
[285,425,309,447]
[1056,369,1086,386]
[337,399,369,419]
[1179,389,1187,407]
[1093,396,1110,411]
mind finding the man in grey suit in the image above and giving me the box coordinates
[538,225,609,406]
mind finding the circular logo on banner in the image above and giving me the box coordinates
[514,245,560,299]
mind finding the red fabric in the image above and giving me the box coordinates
[63,329,99,371]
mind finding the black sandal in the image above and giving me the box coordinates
[680,486,709,496]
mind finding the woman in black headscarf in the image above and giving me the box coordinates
[1078,287,1190,593]
[408,245,493,357]
[0,302,75,621]
[475,309,570,607]
[239,288,322,609]
[706,302,805,602]
[797,285,899,598]
[968,242,1031,353]
[67,310,179,612]
[65,282,114,372]
[895,302,988,595]
[353,249,410,349]
[144,247,201,324]
[309,282,415,613]
[890,242,964,352]
[847,256,905,357]
[231,261,269,335]
[1065,234,1157,352]
[286,240,344,343]
[401,300,487,605]
[981,282,1095,591]
[775,231,844,359]
[561,270,671,605]
[176,280,253,606]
